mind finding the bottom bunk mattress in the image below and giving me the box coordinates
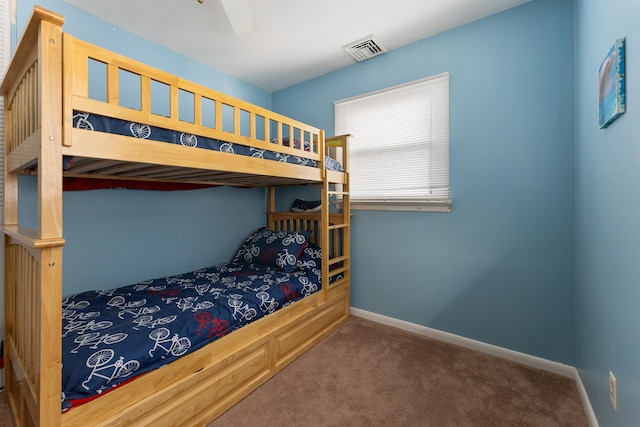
[61,228,324,411]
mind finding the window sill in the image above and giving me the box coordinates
[335,201,451,213]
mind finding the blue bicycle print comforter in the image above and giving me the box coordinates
[69,112,344,172]
[61,261,320,411]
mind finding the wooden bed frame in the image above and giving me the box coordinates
[1,6,350,426]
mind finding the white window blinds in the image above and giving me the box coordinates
[334,73,450,211]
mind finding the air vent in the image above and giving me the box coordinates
[343,34,386,62]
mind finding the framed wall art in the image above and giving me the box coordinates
[598,38,626,128]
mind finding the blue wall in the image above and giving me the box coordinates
[13,0,271,108]
[274,0,576,364]
[12,0,271,296]
[18,179,264,295]
[575,0,640,425]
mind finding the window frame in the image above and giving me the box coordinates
[334,73,451,212]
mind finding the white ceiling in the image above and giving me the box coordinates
[61,0,531,92]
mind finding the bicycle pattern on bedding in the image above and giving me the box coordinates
[61,261,320,411]
[68,112,344,172]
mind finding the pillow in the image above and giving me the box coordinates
[232,227,311,273]
[232,227,265,263]
[296,242,322,271]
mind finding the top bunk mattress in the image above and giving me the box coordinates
[68,112,344,173]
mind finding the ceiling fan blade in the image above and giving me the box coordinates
[220,0,256,35]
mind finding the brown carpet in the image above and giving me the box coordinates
[0,390,12,427]
[0,317,589,427]
[210,316,588,427]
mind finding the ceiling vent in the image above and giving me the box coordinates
[343,34,387,62]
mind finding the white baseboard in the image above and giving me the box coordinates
[573,369,599,427]
[350,307,599,427]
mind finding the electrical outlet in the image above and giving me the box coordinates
[610,371,617,411]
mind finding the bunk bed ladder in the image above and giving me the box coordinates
[266,134,350,303]
[321,134,351,301]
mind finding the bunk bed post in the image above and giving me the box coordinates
[38,14,64,241]
[34,10,64,427]
[267,185,276,215]
[1,6,65,427]
[320,131,330,302]
[343,136,351,298]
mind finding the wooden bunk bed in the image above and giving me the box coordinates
[1,6,350,427]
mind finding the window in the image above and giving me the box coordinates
[334,73,450,212]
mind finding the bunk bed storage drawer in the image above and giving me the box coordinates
[274,293,349,369]
[95,343,272,427]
